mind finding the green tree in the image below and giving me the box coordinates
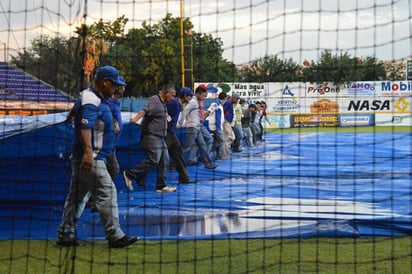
[239,55,300,82]
[109,13,237,96]
[9,14,239,97]
[115,14,184,96]
[82,16,129,84]
[141,15,183,92]
[192,32,238,83]
[11,35,81,95]
[302,50,386,84]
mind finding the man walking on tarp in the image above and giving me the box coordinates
[176,86,217,170]
[165,86,196,184]
[124,84,177,193]
[56,66,138,248]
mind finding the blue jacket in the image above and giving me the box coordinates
[205,99,223,131]
[109,97,122,145]
[71,87,115,163]
[166,98,182,133]
[223,100,234,123]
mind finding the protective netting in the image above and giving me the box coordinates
[1,0,412,273]
[1,114,412,239]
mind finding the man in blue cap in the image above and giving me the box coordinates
[86,75,127,211]
[57,66,138,248]
[106,75,126,180]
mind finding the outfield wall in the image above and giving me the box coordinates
[196,81,412,128]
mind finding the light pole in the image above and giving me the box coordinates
[180,0,185,87]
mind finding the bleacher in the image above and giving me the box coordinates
[0,62,74,102]
[0,62,75,115]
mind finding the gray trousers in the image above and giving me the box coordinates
[57,158,125,242]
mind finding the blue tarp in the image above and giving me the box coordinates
[1,113,411,240]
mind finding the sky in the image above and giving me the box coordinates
[0,0,411,66]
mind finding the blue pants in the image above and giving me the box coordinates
[183,127,213,165]
[211,130,224,159]
[232,124,244,150]
[189,123,213,162]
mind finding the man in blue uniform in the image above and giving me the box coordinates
[57,66,138,248]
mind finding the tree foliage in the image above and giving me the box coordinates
[107,13,237,96]
[11,35,82,94]
[239,55,300,82]
[301,50,386,84]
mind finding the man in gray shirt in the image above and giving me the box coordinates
[124,84,177,193]
[177,86,217,170]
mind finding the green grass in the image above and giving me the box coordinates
[1,238,411,273]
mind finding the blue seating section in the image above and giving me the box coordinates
[0,62,74,102]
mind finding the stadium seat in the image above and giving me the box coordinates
[0,63,73,103]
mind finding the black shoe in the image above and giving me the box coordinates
[109,235,138,248]
[56,239,85,247]
[179,179,197,184]
[187,161,197,166]
[204,163,217,169]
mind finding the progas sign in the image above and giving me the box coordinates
[306,83,340,95]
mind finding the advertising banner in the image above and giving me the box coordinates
[251,96,412,115]
[267,82,306,98]
[304,81,412,98]
[266,97,301,113]
[265,114,291,129]
[267,97,341,114]
[339,114,374,127]
[375,113,412,126]
[196,83,268,99]
[195,82,412,129]
[340,97,412,113]
[376,81,412,97]
[0,100,73,110]
[407,60,412,81]
[341,82,378,97]
[305,82,342,98]
[291,114,339,127]
[268,97,348,114]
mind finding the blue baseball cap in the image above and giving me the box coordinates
[180,87,194,96]
[95,66,126,86]
[118,76,126,86]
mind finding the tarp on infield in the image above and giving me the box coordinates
[1,112,411,240]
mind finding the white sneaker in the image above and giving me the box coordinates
[155,186,176,193]
[123,171,134,190]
